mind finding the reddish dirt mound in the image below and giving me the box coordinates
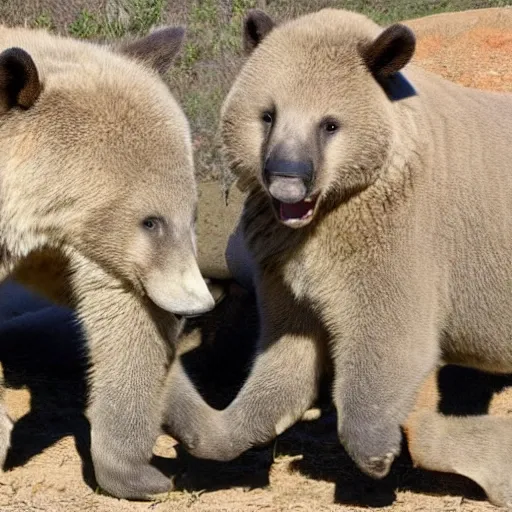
[406,7,512,91]
[2,7,512,512]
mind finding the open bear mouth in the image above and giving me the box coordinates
[272,194,319,227]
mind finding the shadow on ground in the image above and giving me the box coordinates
[1,278,511,507]
[0,280,94,488]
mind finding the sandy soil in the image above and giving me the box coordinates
[2,7,512,512]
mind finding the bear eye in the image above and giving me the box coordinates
[142,217,163,231]
[322,119,340,134]
[262,111,273,124]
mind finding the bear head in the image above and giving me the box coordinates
[220,8,416,229]
[0,26,215,316]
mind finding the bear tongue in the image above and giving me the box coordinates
[279,200,313,221]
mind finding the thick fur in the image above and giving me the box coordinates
[404,410,512,507]
[0,25,215,499]
[0,25,214,315]
[165,8,512,508]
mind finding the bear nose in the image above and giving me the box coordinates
[264,158,314,204]
[264,158,314,184]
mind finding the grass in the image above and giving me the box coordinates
[0,0,510,181]
[67,9,102,39]
[264,0,511,24]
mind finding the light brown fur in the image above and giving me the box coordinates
[165,8,512,508]
[0,24,213,315]
[0,25,215,499]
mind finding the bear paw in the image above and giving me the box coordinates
[94,459,172,500]
[340,419,402,480]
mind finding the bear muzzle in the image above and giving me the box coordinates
[145,259,215,316]
[263,158,318,228]
[264,158,313,199]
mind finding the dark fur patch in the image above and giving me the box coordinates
[362,24,416,79]
[119,26,186,76]
[0,47,41,113]
[383,72,417,102]
[243,10,275,54]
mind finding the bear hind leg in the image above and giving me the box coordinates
[405,410,512,508]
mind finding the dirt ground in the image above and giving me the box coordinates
[2,6,512,512]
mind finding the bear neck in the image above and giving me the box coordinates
[0,200,56,275]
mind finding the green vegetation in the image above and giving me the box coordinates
[67,9,101,39]
[0,0,510,180]
[127,0,166,34]
[66,0,166,40]
[32,11,54,30]
[265,0,511,24]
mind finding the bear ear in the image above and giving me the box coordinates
[243,9,275,54]
[0,47,42,114]
[118,26,186,76]
[362,23,416,79]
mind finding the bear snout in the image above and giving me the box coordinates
[264,158,313,197]
[268,176,307,203]
[145,261,215,316]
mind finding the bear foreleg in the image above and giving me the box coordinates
[165,272,325,461]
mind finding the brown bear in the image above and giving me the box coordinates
[0,24,214,499]
[164,8,512,508]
